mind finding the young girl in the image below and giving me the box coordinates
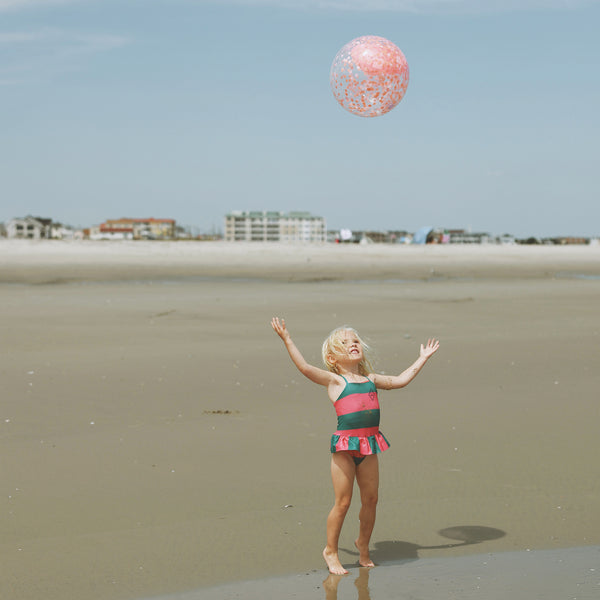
[271,317,439,575]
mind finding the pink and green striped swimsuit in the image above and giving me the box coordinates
[330,376,390,457]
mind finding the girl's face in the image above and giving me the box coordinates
[337,330,364,362]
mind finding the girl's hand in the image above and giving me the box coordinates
[271,317,291,342]
[420,338,440,359]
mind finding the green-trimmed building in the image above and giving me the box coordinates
[224,211,326,243]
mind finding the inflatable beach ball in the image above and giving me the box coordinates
[330,36,409,118]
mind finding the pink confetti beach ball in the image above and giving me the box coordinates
[330,36,409,118]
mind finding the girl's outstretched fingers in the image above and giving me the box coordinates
[271,317,288,339]
[420,338,440,358]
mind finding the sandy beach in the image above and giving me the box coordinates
[1,240,599,600]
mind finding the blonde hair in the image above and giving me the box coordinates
[322,326,374,375]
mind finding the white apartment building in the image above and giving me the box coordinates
[224,211,326,243]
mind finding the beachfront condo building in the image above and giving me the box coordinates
[224,211,326,243]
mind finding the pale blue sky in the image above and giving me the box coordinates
[1,0,598,237]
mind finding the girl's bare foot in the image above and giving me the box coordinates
[354,540,375,568]
[323,547,349,575]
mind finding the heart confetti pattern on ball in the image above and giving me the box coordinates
[330,36,409,118]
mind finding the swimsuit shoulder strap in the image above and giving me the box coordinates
[340,375,372,386]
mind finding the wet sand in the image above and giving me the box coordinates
[173,545,600,599]
[1,240,599,600]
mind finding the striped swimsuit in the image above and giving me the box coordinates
[330,376,390,462]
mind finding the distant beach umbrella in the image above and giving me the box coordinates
[412,226,433,244]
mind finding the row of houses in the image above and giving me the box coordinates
[223,215,504,245]
[223,215,595,245]
[4,213,324,242]
[2,214,595,245]
[3,216,178,241]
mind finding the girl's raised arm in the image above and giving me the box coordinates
[371,338,440,390]
[271,317,336,387]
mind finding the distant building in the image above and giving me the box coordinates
[547,237,589,245]
[89,223,132,241]
[90,217,176,241]
[224,211,326,243]
[6,216,53,239]
[328,229,412,244]
[446,229,491,244]
[49,223,75,239]
[497,234,516,245]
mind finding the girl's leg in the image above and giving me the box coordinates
[354,454,379,567]
[324,452,355,575]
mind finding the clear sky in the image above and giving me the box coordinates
[1,0,599,237]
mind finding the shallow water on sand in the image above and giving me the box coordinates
[156,546,600,600]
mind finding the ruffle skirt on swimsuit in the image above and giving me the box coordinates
[330,430,390,456]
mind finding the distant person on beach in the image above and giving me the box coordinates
[271,317,439,575]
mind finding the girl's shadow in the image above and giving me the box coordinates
[345,524,506,564]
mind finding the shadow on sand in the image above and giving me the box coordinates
[366,524,506,564]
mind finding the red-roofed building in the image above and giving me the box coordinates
[90,218,176,240]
